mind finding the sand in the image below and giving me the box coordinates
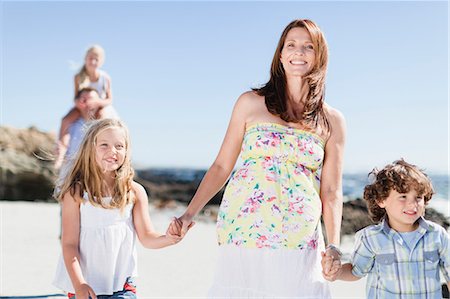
[0,201,366,298]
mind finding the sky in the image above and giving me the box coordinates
[1,1,448,174]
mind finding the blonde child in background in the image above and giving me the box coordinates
[53,119,181,299]
[322,159,450,298]
[56,45,118,169]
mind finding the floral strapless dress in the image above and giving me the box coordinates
[209,123,331,298]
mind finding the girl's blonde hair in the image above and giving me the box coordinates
[77,45,105,90]
[56,119,135,210]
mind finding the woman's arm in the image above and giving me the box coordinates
[61,189,96,299]
[179,92,255,234]
[132,182,181,249]
[320,108,346,247]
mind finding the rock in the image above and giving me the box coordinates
[0,126,56,201]
[135,170,224,205]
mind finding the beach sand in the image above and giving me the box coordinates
[0,201,366,298]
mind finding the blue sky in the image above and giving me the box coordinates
[1,1,448,174]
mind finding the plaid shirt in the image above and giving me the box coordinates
[351,217,450,299]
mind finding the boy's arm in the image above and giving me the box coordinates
[438,225,450,286]
[132,182,181,249]
[350,229,376,278]
[337,263,361,281]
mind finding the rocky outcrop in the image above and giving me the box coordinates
[0,126,57,201]
[135,169,224,205]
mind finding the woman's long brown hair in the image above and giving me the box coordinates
[254,19,330,132]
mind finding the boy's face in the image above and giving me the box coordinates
[378,189,425,232]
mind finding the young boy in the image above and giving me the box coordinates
[322,159,450,298]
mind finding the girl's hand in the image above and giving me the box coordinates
[321,251,342,281]
[75,283,97,299]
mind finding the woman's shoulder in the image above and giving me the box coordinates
[232,91,267,123]
[234,91,265,111]
[324,104,345,124]
[238,90,264,102]
[323,103,346,135]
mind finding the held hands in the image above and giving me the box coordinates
[75,283,97,299]
[177,214,196,238]
[321,247,342,281]
[165,219,183,245]
[167,214,196,239]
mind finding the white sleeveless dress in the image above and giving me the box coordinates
[53,195,137,295]
[88,70,119,119]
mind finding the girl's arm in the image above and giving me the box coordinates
[178,92,254,235]
[102,73,113,106]
[61,189,96,299]
[74,75,81,97]
[132,182,181,249]
[320,107,346,249]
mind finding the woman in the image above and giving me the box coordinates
[177,19,345,298]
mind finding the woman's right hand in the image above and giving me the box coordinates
[75,283,97,299]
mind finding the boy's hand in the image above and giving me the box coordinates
[321,251,342,281]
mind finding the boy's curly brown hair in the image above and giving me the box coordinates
[363,159,434,223]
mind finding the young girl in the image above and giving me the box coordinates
[56,45,118,169]
[53,119,181,298]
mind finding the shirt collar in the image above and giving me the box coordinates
[380,216,431,237]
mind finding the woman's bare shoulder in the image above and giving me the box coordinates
[323,103,346,140]
[235,91,266,112]
[324,104,345,126]
[233,91,267,123]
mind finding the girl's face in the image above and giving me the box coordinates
[280,27,315,77]
[85,51,103,72]
[95,127,127,173]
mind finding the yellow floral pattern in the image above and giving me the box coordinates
[217,123,325,249]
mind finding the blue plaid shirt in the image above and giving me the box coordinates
[351,217,450,299]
